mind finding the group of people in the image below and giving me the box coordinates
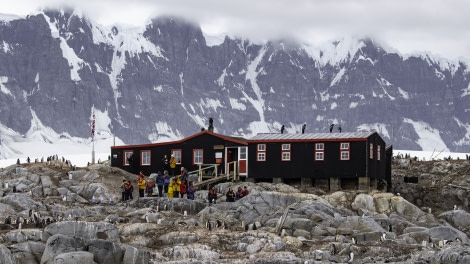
[122,153,252,203]
[121,166,196,202]
[120,179,134,201]
[225,186,249,202]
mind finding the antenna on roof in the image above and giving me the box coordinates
[302,124,306,134]
[281,125,285,134]
[208,118,214,132]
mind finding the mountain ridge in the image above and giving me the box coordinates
[0,8,469,159]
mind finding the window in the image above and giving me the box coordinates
[193,149,203,164]
[257,144,266,162]
[315,152,324,161]
[124,151,133,166]
[281,144,291,161]
[282,151,291,161]
[315,143,324,150]
[141,150,151,165]
[341,151,350,160]
[171,149,182,164]
[240,147,247,160]
[377,145,381,161]
[340,142,350,161]
[315,143,324,161]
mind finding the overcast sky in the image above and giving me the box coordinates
[1,0,469,61]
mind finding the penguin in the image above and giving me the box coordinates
[216,220,221,228]
[62,195,67,202]
[380,233,386,242]
[351,237,356,244]
[29,209,32,218]
[331,243,336,255]
[388,224,392,232]
[5,216,11,225]
[164,204,168,211]
[244,224,249,231]
[348,252,354,263]
[12,185,16,193]
[253,223,257,230]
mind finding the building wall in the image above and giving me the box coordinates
[111,132,246,175]
[247,140,369,180]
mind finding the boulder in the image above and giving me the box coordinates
[0,244,15,264]
[53,251,96,264]
[44,221,120,243]
[122,245,150,264]
[40,234,87,264]
[11,241,46,264]
[88,239,123,264]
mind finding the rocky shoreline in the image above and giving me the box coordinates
[0,158,469,263]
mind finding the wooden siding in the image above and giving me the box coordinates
[111,131,247,175]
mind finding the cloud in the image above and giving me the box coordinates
[1,0,470,61]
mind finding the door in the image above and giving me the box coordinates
[239,147,247,174]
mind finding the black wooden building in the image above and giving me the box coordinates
[110,130,392,191]
[246,132,392,190]
[110,130,248,177]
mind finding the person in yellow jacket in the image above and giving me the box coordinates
[170,154,177,176]
[167,178,175,198]
[173,176,181,198]
[137,172,146,198]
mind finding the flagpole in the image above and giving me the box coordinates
[92,137,95,164]
[91,107,96,165]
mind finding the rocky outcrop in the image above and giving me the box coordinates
[0,161,469,263]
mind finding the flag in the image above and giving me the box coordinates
[91,111,95,139]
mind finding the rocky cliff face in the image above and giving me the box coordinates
[0,9,469,154]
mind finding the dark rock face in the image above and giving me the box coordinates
[0,9,469,151]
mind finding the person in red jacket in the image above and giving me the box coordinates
[180,180,187,198]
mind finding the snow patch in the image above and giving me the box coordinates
[0,76,13,97]
[229,98,247,110]
[404,118,449,152]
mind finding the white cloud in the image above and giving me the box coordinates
[1,0,469,61]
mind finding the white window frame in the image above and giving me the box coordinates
[315,143,324,150]
[193,149,203,164]
[370,143,374,159]
[257,144,266,162]
[340,142,350,161]
[124,151,133,166]
[377,145,381,161]
[171,149,182,164]
[341,151,350,160]
[141,150,151,165]
[281,151,291,161]
[315,151,324,161]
